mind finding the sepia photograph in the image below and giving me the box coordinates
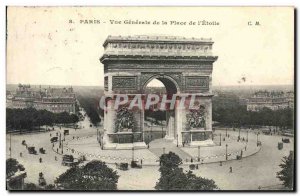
[5,6,295,191]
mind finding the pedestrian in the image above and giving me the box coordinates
[220,161,222,166]
[141,159,143,165]
[191,158,193,163]
[245,146,247,151]
[50,133,52,137]
[20,152,22,157]
[55,156,57,161]
[39,157,42,163]
[56,148,58,153]
[229,166,232,173]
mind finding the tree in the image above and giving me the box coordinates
[6,158,26,190]
[185,171,218,190]
[23,183,38,190]
[277,151,294,189]
[159,152,182,168]
[77,95,101,126]
[55,160,119,190]
[6,108,79,132]
[6,158,24,177]
[156,152,218,190]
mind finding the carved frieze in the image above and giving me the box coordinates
[112,76,137,90]
[185,76,209,90]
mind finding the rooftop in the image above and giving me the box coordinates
[103,35,213,47]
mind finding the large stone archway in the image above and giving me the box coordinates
[100,35,218,149]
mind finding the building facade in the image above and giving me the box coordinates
[247,90,294,111]
[6,84,76,114]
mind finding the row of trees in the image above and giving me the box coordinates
[7,151,294,190]
[6,108,79,131]
[6,158,118,190]
[155,152,218,190]
[77,95,102,126]
[212,94,294,129]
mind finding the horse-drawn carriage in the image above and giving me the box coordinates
[62,155,79,167]
[131,161,142,169]
[116,162,129,170]
[28,146,37,154]
[39,148,46,154]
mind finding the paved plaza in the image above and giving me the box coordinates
[6,114,294,190]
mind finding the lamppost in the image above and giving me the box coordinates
[61,140,64,154]
[198,146,201,162]
[59,133,62,148]
[225,144,228,160]
[9,133,12,158]
[97,129,99,142]
[132,147,135,161]
[219,133,222,146]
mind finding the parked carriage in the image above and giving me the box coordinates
[64,130,69,136]
[116,163,129,170]
[50,137,58,143]
[282,138,290,143]
[62,155,79,167]
[39,148,46,154]
[131,161,142,169]
[28,147,37,154]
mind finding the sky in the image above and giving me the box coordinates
[6,7,294,87]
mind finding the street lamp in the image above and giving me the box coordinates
[59,133,62,148]
[132,147,135,161]
[61,140,64,154]
[225,144,228,160]
[219,133,222,146]
[198,146,201,162]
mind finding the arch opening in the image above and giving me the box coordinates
[143,76,177,144]
[142,75,179,95]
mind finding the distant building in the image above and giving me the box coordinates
[247,90,294,111]
[6,84,76,113]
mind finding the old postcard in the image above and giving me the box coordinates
[6,7,295,191]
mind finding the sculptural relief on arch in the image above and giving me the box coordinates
[100,35,218,149]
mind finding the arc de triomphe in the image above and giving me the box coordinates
[100,35,218,149]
